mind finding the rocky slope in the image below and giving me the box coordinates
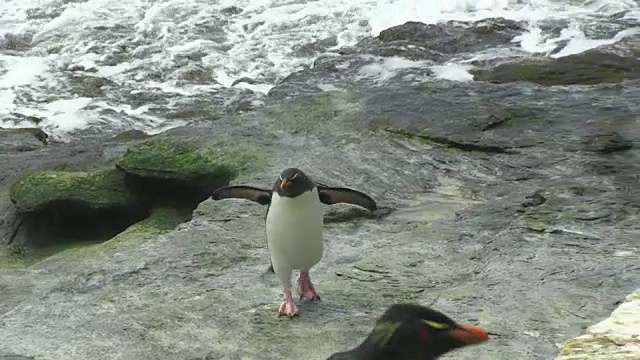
[1,19,639,360]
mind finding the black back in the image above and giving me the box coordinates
[327,304,488,360]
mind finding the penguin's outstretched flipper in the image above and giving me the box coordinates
[317,185,377,212]
[211,185,272,205]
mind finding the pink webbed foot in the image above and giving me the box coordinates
[278,289,299,317]
[297,270,321,301]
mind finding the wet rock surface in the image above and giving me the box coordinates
[0,128,48,152]
[345,18,526,62]
[471,51,640,86]
[1,18,639,360]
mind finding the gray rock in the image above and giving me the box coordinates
[555,289,640,359]
[339,18,526,62]
[1,19,639,360]
[0,127,48,153]
[0,133,143,256]
[470,51,640,86]
[1,85,638,359]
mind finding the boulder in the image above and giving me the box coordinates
[1,131,272,255]
[376,18,524,53]
[0,132,128,253]
[471,51,640,86]
[67,73,115,98]
[340,18,525,62]
[9,169,138,213]
[555,290,640,360]
[7,169,147,252]
[0,32,33,52]
[112,129,151,142]
[115,134,271,202]
[0,127,49,153]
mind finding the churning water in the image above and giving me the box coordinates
[1,0,638,139]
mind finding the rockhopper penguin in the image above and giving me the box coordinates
[326,303,489,360]
[211,167,377,317]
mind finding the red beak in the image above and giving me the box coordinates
[447,324,489,345]
[280,179,289,191]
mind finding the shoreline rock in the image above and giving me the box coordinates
[10,169,139,213]
[470,51,640,86]
[0,127,49,153]
[2,130,273,263]
[555,289,640,360]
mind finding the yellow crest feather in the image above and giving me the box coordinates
[423,320,450,329]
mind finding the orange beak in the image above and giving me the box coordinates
[280,179,289,191]
[447,324,489,345]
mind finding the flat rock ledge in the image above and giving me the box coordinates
[555,289,640,360]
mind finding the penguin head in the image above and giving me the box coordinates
[339,304,489,360]
[275,168,315,197]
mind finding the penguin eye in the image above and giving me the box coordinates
[423,320,450,330]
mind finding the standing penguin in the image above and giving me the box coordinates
[211,167,377,317]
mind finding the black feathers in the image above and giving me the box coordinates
[211,185,272,205]
[317,185,377,212]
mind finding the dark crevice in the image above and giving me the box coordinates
[10,173,230,261]
[384,128,517,154]
[383,127,518,154]
[121,172,220,208]
[426,135,516,154]
[20,201,149,248]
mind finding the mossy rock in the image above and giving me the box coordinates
[115,136,270,192]
[9,168,138,213]
[472,52,640,86]
[0,244,30,268]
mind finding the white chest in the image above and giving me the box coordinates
[265,188,324,271]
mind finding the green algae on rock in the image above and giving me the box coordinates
[9,168,138,213]
[3,132,273,261]
[115,136,265,195]
[5,168,149,259]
